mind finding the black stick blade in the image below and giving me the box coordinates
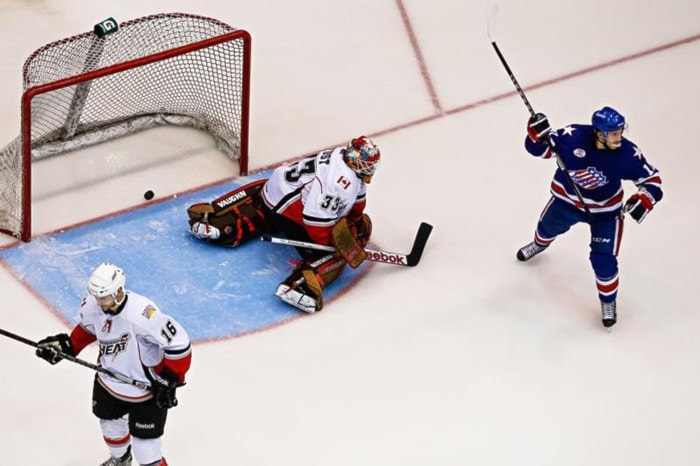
[406,222,433,266]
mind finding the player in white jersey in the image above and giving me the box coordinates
[36,263,192,466]
[187,136,380,312]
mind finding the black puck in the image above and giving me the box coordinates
[144,190,154,200]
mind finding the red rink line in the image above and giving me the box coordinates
[395,0,443,114]
[373,32,700,138]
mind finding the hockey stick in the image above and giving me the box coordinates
[261,222,433,267]
[487,5,592,219]
[0,327,152,390]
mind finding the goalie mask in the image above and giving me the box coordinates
[88,262,127,310]
[344,136,381,183]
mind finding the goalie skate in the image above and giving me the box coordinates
[275,282,319,313]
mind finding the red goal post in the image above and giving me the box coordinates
[0,13,251,242]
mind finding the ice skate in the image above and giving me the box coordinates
[601,300,617,328]
[275,281,320,313]
[516,241,548,261]
[99,446,132,466]
[274,268,323,314]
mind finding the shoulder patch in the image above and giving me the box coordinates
[336,174,352,190]
[142,305,157,319]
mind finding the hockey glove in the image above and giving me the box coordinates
[624,191,655,224]
[190,221,221,240]
[36,333,74,365]
[152,369,179,409]
[527,113,551,143]
[349,213,372,247]
[331,218,367,268]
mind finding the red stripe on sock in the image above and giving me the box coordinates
[596,278,619,294]
[104,434,131,446]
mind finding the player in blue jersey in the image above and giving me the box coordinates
[517,107,663,327]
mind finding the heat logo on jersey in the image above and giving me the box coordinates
[570,167,608,190]
[100,333,130,357]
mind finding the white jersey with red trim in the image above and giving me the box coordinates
[262,147,367,230]
[78,291,191,401]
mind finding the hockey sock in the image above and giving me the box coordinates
[100,417,131,459]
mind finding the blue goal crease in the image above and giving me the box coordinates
[0,172,368,341]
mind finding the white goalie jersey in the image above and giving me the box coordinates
[77,291,191,400]
[261,146,367,235]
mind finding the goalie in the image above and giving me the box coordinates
[187,136,380,313]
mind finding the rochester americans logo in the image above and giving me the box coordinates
[570,167,608,190]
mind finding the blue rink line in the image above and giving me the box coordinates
[0,172,368,342]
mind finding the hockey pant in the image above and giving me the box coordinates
[187,179,270,246]
[533,197,624,303]
[93,378,168,464]
[261,204,332,262]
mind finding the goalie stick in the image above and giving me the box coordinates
[487,5,592,219]
[261,222,433,267]
[0,327,152,390]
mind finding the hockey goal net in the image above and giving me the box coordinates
[0,13,250,242]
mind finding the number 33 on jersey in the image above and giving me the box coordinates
[262,140,378,235]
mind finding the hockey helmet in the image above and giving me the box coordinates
[88,262,126,306]
[344,136,381,181]
[591,106,626,133]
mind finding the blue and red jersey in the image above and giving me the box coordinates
[525,124,663,216]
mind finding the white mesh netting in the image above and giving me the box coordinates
[0,13,249,239]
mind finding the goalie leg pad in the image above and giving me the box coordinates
[313,255,346,286]
[186,203,215,223]
[274,255,346,313]
[186,179,269,247]
[275,267,321,313]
